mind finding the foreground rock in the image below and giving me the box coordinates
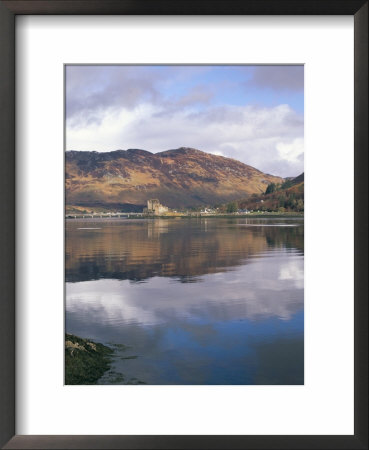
[65,334,113,384]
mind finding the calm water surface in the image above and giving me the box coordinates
[66,217,304,384]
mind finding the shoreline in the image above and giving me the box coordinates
[65,334,113,385]
[65,334,146,385]
[66,213,304,220]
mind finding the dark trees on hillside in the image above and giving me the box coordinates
[265,183,276,194]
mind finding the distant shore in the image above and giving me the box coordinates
[66,212,304,220]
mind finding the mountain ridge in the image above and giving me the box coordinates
[66,147,285,211]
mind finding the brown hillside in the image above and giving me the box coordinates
[65,147,283,211]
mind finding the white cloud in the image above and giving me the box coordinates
[66,103,303,177]
[276,138,304,164]
[66,104,155,151]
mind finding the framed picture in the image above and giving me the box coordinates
[0,1,367,449]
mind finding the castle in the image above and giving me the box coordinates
[143,199,169,216]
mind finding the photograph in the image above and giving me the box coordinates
[65,64,304,385]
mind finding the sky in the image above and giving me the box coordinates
[66,65,304,177]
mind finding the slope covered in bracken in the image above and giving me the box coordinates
[66,147,283,211]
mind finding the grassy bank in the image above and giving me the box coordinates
[65,334,113,385]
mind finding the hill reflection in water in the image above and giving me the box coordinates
[65,217,304,385]
[66,217,304,283]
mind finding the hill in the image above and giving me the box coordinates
[231,173,304,213]
[65,147,283,211]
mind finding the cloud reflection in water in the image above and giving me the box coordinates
[66,254,303,327]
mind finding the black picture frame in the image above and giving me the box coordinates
[0,1,367,449]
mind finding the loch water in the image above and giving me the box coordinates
[66,217,304,385]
